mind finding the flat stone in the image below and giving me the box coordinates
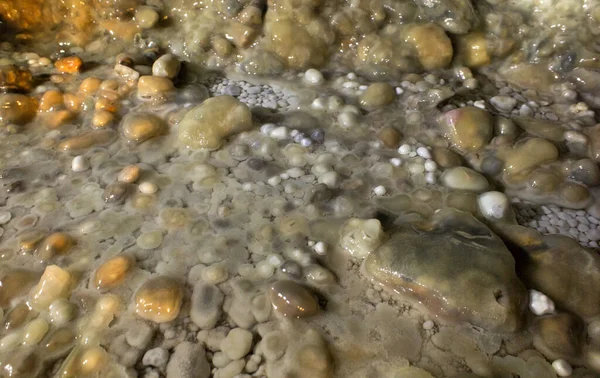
[190,282,224,329]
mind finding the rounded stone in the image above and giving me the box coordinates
[359,82,396,110]
[135,6,159,29]
[439,106,493,153]
[93,255,135,291]
[152,54,181,79]
[134,276,183,323]
[269,280,318,318]
[220,328,253,360]
[178,95,253,150]
[441,167,489,192]
[477,191,510,220]
[121,112,165,143]
[404,23,453,70]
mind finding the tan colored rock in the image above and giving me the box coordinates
[92,110,114,128]
[0,94,36,124]
[0,269,40,307]
[439,106,493,153]
[38,90,64,112]
[376,126,401,148]
[404,23,453,70]
[29,265,73,311]
[137,75,174,102]
[121,112,165,143]
[38,232,74,261]
[135,276,183,323]
[57,130,115,151]
[269,280,318,318]
[93,255,134,291]
[432,147,462,168]
[458,32,491,68]
[178,95,253,150]
[359,82,396,110]
[502,138,559,175]
[79,77,102,95]
[264,19,328,69]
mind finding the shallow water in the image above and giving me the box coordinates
[0,1,600,377]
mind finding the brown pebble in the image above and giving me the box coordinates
[54,56,83,74]
[0,269,40,307]
[432,147,462,168]
[93,255,134,291]
[121,112,165,143]
[118,165,140,183]
[103,182,129,204]
[63,92,82,112]
[38,90,63,112]
[4,302,31,330]
[92,110,114,128]
[57,130,115,151]
[134,276,183,323]
[137,76,174,102]
[43,110,73,129]
[79,77,102,95]
[37,232,74,261]
[269,280,318,318]
[376,127,401,148]
[560,182,591,205]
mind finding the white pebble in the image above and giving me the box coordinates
[529,289,555,315]
[424,160,437,172]
[552,359,573,377]
[304,69,324,85]
[267,254,284,267]
[318,171,340,189]
[373,185,387,196]
[256,260,275,278]
[260,123,276,135]
[311,98,327,110]
[267,176,282,186]
[270,126,289,140]
[139,181,158,194]
[422,320,435,330]
[390,158,402,167]
[300,138,312,147]
[242,182,254,192]
[287,167,304,178]
[425,172,436,184]
[338,111,359,128]
[314,241,327,255]
[416,147,431,159]
[477,191,509,220]
[395,87,404,95]
[71,155,89,172]
[221,328,253,360]
[398,144,412,155]
[346,72,357,80]
[0,212,11,225]
[279,173,290,180]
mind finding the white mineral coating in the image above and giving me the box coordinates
[190,282,224,329]
[478,191,510,220]
[166,341,210,378]
[220,328,253,360]
[143,347,169,368]
[304,69,324,85]
[339,218,384,259]
[125,320,154,349]
[529,289,556,316]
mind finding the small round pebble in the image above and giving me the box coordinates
[142,347,169,368]
[72,156,89,172]
[314,241,327,255]
[552,359,573,377]
[373,185,387,196]
[304,69,324,85]
[139,182,158,194]
[477,191,509,220]
[0,212,11,225]
[423,320,435,330]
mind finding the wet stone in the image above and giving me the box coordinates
[502,138,559,175]
[359,82,396,110]
[439,106,493,153]
[364,208,527,332]
[178,95,253,150]
[93,255,135,291]
[190,282,224,329]
[269,280,318,318]
[441,167,489,192]
[121,112,166,144]
[166,341,210,378]
[134,276,183,323]
[533,313,584,361]
[103,182,129,204]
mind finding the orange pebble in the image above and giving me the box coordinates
[54,57,83,74]
[79,77,102,95]
[44,110,74,129]
[38,90,64,112]
[63,93,83,112]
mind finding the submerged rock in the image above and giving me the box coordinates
[533,313,584,361]
[438,106,493,153]
[497,224,600,320]
[364,208,527,332]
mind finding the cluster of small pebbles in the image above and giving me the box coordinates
[1,0,600,377]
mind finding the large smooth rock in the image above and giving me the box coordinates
[364,208,527,332]
[496,224,600,320]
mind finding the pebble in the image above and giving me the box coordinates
[71,156,89,172]
[94,255,134,291]
[220,328,253,360]
[135,6,159,29]
[121,112,165,143]
[143,347,169,368]
[139,182,158,194]
[269,280,318,318]
[0,212,11,225]
[134,276,183,323]
[490,96,518,111]
[338,111,359,128]
[441,167,489,191]
[373,185,387,196]
[166,342,210,378]
[304,69,324,85]
[423,320,435,330]
[118,165,140,183]
[529,289,556,316]
[552,359,573,377]
[270,126,289,140]
[314,241,327,255]
[477,191,510,220]
[152,54,181,79]
[190,282,224,329]
[318,171,340,189]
